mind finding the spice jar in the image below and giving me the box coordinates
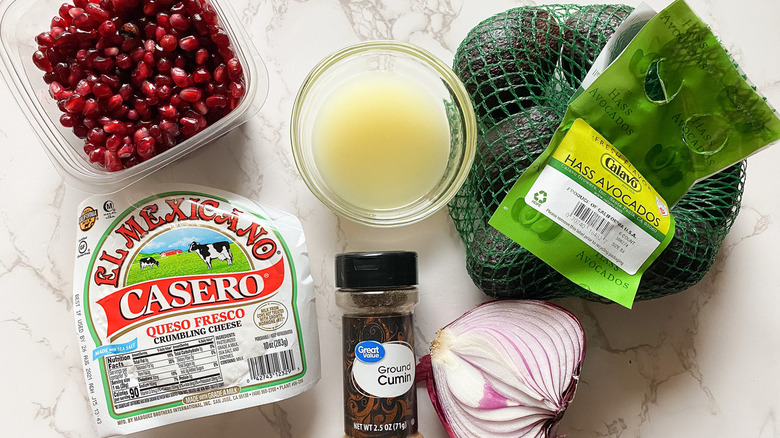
[335,251,422,438]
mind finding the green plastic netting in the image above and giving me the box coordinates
[448,4,746,302]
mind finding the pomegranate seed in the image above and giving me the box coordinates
[169,13,189,31]
[180,116,198,129]
[75,49,89,63]
[179,87,201,103]
[60,113,77,127]
[230,82,245,99]
[141,81,157,97]
[160,120,179,136]
[83,117,99,129]
[143,0,157,16]
[118,84,133,100]
[100,73,120,89]
[153,74,173,87]
[169,94,183,108]
[128,47,144,63]
[193,100,208,115]
[226,58,242,81]
[156,13,170,28]
[74,79,91,95]
[144,38,156,53]
[133,127,150,143]
[65,94,86,113]
[36,32,55,48]
[211,30,229,50]
[202,4,217,25]
[159,34,176,51]
[156,104,174,120]
[149,125,162,141]
[32,51,53,72]
[117,143,135,159]
[137,136,156,160]
[121,37,141,52]
[213,63,226,83]
[83,98,101,117]
[49,81,69,99]
[68,7,85,19]
[116,53,132,69]
[142,51,155,66]
[58,3,72,20]
[88,127,107,144]
[192,67,210,83]
[106,134,122,151]
[92,56,114,72]
[195,113,207,128]
[156,84,172,100]
[156,57,172,73]
[205,94,227,108]
[170,67,189,87]
[89,146,106,164]
[112,105,129,119]
[104,150,123,171]
[51,15,66,28]
[84,141,97,155]
[73,124,89,138]
[132,61,152,82]
[195,48,208,65]
[104,120,127,135]
[73,13,97,31]
[178,35,199,51]
[191,14,208,36]
[85,4,109,22]
[134,99,150,115]
[106,94,124,111]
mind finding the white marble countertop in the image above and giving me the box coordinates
[2,0,780,437]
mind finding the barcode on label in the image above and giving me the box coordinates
[571,202,614,238]
[247,349,295,380]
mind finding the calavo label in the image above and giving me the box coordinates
[490,119,675,307]
[72,186,320,437]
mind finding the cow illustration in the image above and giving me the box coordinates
[189,241,233,269]
[139,257,159,270]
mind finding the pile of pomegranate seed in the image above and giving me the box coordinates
[32,0,246,172]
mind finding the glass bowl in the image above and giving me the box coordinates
[291,41,476,227]
[0,0,269,194]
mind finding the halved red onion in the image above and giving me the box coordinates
[417,300,585,438]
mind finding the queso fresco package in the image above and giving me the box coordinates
[73,185,320,436]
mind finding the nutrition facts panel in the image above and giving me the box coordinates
[106,336,224,409]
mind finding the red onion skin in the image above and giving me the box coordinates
[416,354,457,438]
[415,300,586,438]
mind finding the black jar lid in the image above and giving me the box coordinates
[335,251,418,289]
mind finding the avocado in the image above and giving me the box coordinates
[474,107,561,214]
[466,221,582,299]
[561,5,633,88]
[454,7,561,125]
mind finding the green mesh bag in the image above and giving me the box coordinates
[448,4,747,302]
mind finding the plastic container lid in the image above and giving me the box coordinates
[335,251,418,289]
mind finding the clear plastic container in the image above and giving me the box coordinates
[0,0,269,193]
